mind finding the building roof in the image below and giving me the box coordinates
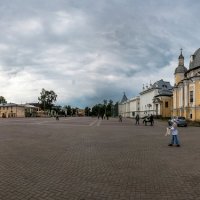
[120,92,128,103]
[0,103,37,108]
[175,65,187,74]
[152,79,172,90]
[189,48,200,69]
[0,103,18,107]
[23,104,37,108]
[157,89,173,96]
[155,79,173,96]
[174,50,187,74]
[140,79,172,96]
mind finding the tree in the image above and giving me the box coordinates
[114,102,119,117]
[90,99,116,117]
[90,103,104,116]
[0,96,7,104]
[103,99,107,106]
[106,99,113,117]
[52,105,62,115]
[91,105,98,116]
[85,107,91,116]
[64,105,73,116]
[38,88,57,111]
[72,107,78,116]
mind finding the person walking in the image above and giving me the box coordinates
[119,115,122,122]
[135,114,140,125]
[149,114,154,126]
[168,122,180,147]
[56,114,59,120]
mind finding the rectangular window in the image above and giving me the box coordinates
[165,102,168,108]
[190,91,193,103]
[132,112,135,116]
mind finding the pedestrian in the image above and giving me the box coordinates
[106,114,109,120]
[119,115,122,122]
[168,122,180,147]
[149,114,154,126]
[135,114,140,125]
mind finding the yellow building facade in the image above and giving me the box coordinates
[0,103,38,118]
[173,48,200,121]
[154,96,173,118]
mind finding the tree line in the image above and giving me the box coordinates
[0,89,119,117]
[86,100,118,117]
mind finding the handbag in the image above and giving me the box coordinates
[165,127,171,136]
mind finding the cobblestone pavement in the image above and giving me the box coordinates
[0,117,200,200]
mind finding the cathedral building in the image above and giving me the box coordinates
[173,48,200,121]
[118,92,128,117]
[118,79,172,118]
[139,79,172,118]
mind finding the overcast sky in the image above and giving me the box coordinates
[0,0,200,108]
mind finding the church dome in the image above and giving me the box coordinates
[174,49,187,74]
[175,65,187,74]
[189,48,200,69]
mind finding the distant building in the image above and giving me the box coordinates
[129,96,140,118]
[118,79,173,118]
[140,79,173,118]
[119,48,200,121]
[0,103,38,118]
[173,48,200,121]
[77,109,85,116]
[118,92,128,117]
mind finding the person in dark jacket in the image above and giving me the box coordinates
[149,114,154,126]
[119,115,122,122]
[135,114,140,125]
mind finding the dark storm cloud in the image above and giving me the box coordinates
[0,0,200,107]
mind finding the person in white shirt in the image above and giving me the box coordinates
[168,122,180,147]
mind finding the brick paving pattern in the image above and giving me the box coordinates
[0,117,200,200]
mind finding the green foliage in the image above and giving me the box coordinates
[72,108,78,115]
[90,99,117,117]
[113,102,119,117]
[85,107,91,116]
[64,105,72,116]
[38,88,57,110]
[0,96,7,104]
[52,105,62,113]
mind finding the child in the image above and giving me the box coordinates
[168,122,180,147]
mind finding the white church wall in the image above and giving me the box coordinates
[140,89,158,117]
[129,97,140,118]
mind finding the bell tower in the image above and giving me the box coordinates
[174,49,187,85]
[178,48,184,66]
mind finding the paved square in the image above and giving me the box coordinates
[0,117,200,200]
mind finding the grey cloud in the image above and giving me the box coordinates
[0,0,199,107]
